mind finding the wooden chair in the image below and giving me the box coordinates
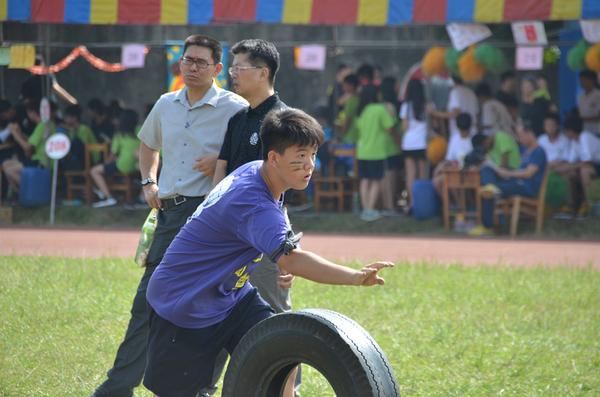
[63,143,137,206]
[312,147,359,213]
[494,167,550,237]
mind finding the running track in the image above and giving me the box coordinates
[0,227,598,269]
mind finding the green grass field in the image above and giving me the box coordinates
[1,255,598,396]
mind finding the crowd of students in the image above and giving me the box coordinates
[323,65,600,227]
[0,81,149,208]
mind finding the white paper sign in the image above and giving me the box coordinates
[516,46,544,70]
[40,98,50,123]
[511,21,548,45]
[45,133,71,160]
[580,20,600,43]
[296,45,327,71]
[446,23,492,51]
[121,44,147,69]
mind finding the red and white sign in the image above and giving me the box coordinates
[45,133,71,160]
[511,21,547,45]
[515,46,544,71]
[446,23,492,51]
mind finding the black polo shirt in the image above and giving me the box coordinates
[219,93,287,175]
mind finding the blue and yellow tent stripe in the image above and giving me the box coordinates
[3,0,600,25]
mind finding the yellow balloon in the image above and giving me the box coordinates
[427,135,448,165]
[585,42,600,72]
[423,47,447,76]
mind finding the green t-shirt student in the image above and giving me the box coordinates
[355,103,396,161]
[112,132,140,174]
[342,94,360,144]
[489,131,521,170]
[28,122,56,170]
[70,124,100,164]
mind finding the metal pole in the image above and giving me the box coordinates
[50,159,58,225]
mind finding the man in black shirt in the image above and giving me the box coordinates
[208,39,300,397]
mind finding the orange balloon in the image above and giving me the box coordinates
[585,42,600,72]
[458,46,485,83]
[423,47,447,76]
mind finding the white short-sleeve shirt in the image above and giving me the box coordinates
[447,85,479,138]
[579,88,600,135]
[445,134,473,162]
[138,82,248,199]
[568,131,600,164]
[538,133,571,162]
[400,102,428,151]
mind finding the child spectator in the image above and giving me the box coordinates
[91,109,140,208]
[380,76,403,214]
[355,84,401,221]
[538,114,570,168]
[560,116,600,218]
[400,79,429,214]
[63,104,99,170]
[432,113,474,196]
[577,70,600,137]
[87,98,114,144]
[520,76,555,137]
[534,75,551,101]
[339,74,360,144]
[471,131,521,170]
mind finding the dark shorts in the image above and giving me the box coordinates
[403,149,427,160]
[385,154,404,170]
[358,159,384,179]
[144,288,275,397]
[104,162,118,177]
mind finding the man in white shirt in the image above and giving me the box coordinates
[427,75,478,139]
[578,70,600,137]
[538,113,571,169]
[476,82,515,139]
[560,116,600,217]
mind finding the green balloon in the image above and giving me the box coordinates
[445,48,465,77]
[567,40,590,71]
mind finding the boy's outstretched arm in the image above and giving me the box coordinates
[276,249,393,287]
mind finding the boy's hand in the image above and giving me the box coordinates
[354,262,394,286]
[277,266,295,290]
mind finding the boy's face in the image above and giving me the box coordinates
[579,76,594,91]
[543,118,559,138]
[274,144,317,190]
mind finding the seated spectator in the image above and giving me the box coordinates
[339,74,360,145]
[355,84,400,221]
[2,101,58,200]
[559,116,600,218]
[91,109,140,208]
[87,98,114,144]
[577,70,600,137]
[0,100,17,165]
[468,121,547,236]
[538,114,570,169]
[476,82,515,139]
[471,130,521,170]
[62,104,99,171]
[432,113,474,196]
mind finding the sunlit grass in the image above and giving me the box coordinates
[1,256,598,396]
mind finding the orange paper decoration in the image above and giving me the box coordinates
[457,46,485,83]
[585,42,600,72]
[422,46,447,76]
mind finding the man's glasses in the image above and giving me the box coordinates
[181,57,214,69]
[228,65,262,75]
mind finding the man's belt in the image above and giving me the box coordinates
[161,195,205,211]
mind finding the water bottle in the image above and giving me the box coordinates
[134,208,158,267]
[352,191,360,214]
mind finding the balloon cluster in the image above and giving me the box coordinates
[422,44,505,82]
[567,39,600,71]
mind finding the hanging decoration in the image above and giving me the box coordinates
[458,45,486,82]
[585,41,600,72]
[422,46,447,76]
[473,44,505,72]
[25,45,150,74]
[543,46,561,67]
[567,40,591,70]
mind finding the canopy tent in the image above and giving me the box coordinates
[2,0,600,26]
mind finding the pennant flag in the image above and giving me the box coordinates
[0,47,11,65]
[9,44,35,69]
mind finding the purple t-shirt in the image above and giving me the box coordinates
[147,161,288,329]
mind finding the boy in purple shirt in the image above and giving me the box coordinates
[144,108,393,397]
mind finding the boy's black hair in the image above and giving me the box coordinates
[119,109,138,135]
[471,133,487,148]
[543,113,561,125]
[500,71,515,82]
[579,69,597,82]
[231,39,280,86]
[261,108,325,160]
[87,98,106,115]
[64,104,83,120]
[475,82,492,98]
[356,64,374,81]
[183,35,223,65]
[563,116,583,134]
[456,112,472,131]
[356,84,380,117]
[343,74,359,88]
